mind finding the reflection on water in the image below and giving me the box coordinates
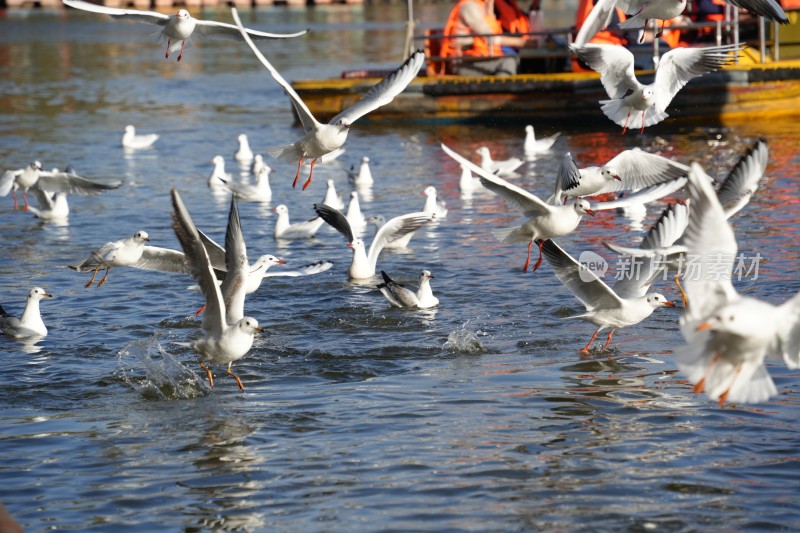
[1,6,799,533]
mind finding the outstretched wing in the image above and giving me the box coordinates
[231,7,320,134]
[716,138,768,218]
[220,197,249,325]
[598,149,689,193]
[329,50,425,126]
[314,203,355,243]
[62,0,169,25]
[570,43,639,99]
[368,212,435,268]
[36,170,121,196]
[653,45,739,114]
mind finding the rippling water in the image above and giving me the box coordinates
[1,6,799,531]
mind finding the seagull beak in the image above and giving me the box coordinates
[254,326,263,333]
[584,209,596,217]
[347,242,354,247]
[663,301,676,307]
[43,293,54,299]
[695,321,713,331]
[613,175,622,181]
[277,259,287,265]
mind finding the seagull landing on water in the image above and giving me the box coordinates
[442,143,595,273]
[1,288,53,339]
[231,7,424,190]
[63,0,308,62]
[540,239,675,353]
[571,43,740,133]
[69,230,158,287]
[377,270,439,309]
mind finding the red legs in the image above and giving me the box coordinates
[84,265,103,288]
[301,158,318,190]
[200,360,214,388]
[581,328,601,354]
[227,363,245,391]
[639,111,646,134]
[718,364,742,406]
[292,155,305,188]
[692,353,720,394]
[604,329,615,350]
[165,38,171,59]
[96,267,111,288]
[195,305,206,316]
[11,190,18,210]
[177,40,185,62]
[622,112,631,135]
[522,239,545,273]
[21,190,29,211]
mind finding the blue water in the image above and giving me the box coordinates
[1,5,799,532]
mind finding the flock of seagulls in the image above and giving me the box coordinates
[2,3,797,406]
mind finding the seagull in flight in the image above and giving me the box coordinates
[170,189,261,391]
[314,203,435,280]
[541,239,675,353]
[1,161,121,211]
[231,7,424,190]
[571,43,739,133]
[63,0,308,62]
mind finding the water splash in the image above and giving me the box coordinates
[444,323,486,354]
[117,333,208,400]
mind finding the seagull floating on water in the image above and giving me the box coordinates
[234,133,254,163]
[63,0,308,61]
[476,146,524,177]
[523,125,560,159]
[122,125,159,150]
[422,186,448,218]
[273,204,325,240]
[1,287,53,339]
[323,179,344,210]
[27,189,70,222]
[219,165,272,203]
[345,191,368,233]
[571,43,740,133]
[231,7,423,190]
[1,161,121,211]
[377,270,439,309]
[347,156,374,188]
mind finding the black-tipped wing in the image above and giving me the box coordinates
[716,139,768,218]
[220,197,248,325]
[314,203,355,243]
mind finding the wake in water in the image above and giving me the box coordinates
[117,333,209,400]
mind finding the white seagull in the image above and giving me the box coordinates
[1,161,121,211]
[541,239,675,353]
[377,270,439,309]
[366,213,430,250]
[1,288,53,339]
[348,156,374,188]
[675,162,800,405]
[422,185,448,218]
[314,203,435,280]
[323,179,345,211]
[345,191,368,233]
[170,189,261,391]
[551,149,689,204]
[523,125,560,159]
[68,230,183,287]
[208,155,231,191]
[251,154,268,176]
[458,163,482,195]
[273,204,325,240]
[476,146,524,177]
[27,189,70,222]
[63,0,308,62]
[220,165,272,203]
[442,143,595,273]
[231,7,424,190]
[122,125,159,150]
[571,43,739,133]
[234,133,254,163]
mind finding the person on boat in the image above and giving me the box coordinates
[440,0,529,76]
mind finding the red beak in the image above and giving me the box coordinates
[695,321,712,331]
[584,209,596,217]
[663,301,676,307]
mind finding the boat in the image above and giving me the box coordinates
[290,9,800,126]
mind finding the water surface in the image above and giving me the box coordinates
[1,7,799,532]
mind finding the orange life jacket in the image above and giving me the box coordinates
[494,0,531,35]
[441,0,505,59]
